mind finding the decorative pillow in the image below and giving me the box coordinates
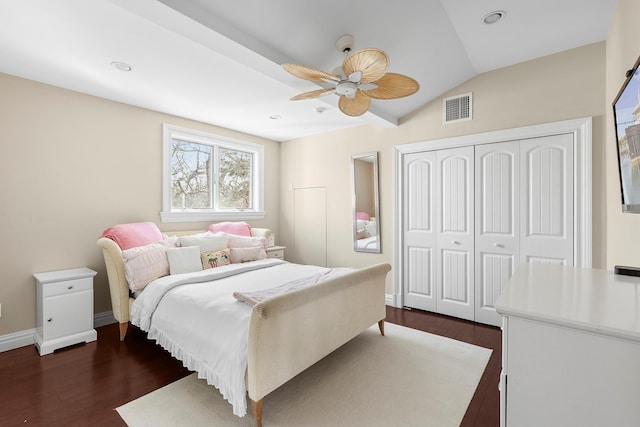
[121,239,177,292]
[206,221,252,237]
[356,212,370,221]
[201,249,231,269]
[101,222,163,250]
[229,247,266,263]
[180,232,228,252]
[227,235,268,259]
[167,246,204,275]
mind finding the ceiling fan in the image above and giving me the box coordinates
[282,35,420,117]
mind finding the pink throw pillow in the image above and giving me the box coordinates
[356,212,370,220]
[100,222,163,250]
[206,221,252,237]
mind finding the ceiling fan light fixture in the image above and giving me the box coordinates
[483,10,506,25]
[336,81,357,97]
[282,37,419,117]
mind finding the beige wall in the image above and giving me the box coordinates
[606,0,640,268]
[0,74,280,336]
[280,42,607,293]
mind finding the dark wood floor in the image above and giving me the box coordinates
[0,307,500,426]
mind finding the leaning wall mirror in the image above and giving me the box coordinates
[351,152,381,253]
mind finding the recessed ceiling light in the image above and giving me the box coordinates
[269,114,282,120]
[483,10,506,25]
[110,61,133,72]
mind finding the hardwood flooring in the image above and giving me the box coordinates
[0,307,500,426]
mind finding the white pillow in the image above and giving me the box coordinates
[364,221,377,237]
[121,239,177,292]
[229,247,266,263]
[167,246,204,275]
[180,232,228,253]
[227,235,268,260]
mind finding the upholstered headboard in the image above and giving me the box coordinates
[97,227,272,341]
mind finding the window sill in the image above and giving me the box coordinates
[160,210,265,223]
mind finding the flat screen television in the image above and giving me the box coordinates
[613,55,640,213]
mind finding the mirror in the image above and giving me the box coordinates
[351,152,381,253]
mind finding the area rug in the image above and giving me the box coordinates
[116,322,491,427]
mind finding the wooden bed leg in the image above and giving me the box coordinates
[119,322,128,342]
[378,320,385,336]
[251,398,263,427]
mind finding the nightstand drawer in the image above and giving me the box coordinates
[43,277,93,297]
[267,249,284,259]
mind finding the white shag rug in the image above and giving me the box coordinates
[117,322,491,427]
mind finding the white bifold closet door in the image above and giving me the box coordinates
[403,151,437,312]
[474,141,520,326]
[436,146,475,321]
[519,134,574,266]
[403,133,574,326]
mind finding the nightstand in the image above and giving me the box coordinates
[33,267,97,356]
[266,246,286,260]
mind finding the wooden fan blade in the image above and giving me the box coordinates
[282,63,339,83]
[362,73,419,99]
[338,91,371,116]
[290,88,335,100]
[342,48,389,83]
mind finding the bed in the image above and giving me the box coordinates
[97,225,390,426]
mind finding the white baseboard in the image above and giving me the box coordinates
[0,310,117,353]
[0,328,36,353]
[94,310,117,328]
[385,293,402,308]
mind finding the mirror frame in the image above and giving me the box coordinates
[351,152,381,253]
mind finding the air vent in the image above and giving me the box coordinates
[443,92,472,124]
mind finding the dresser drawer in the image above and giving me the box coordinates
[42,277,93,297]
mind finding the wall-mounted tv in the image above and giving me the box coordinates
[613,55,640,213]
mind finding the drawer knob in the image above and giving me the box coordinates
[68,285,74,290]
[47,318,53,322]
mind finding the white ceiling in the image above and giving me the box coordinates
[0,0,616,142]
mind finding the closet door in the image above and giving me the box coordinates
[436,146,475,321]
[474,141,519,326]
[520,134,574,265]
[403,151,437,312]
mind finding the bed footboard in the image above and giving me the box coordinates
[246,262,391,423]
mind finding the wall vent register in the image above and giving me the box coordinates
[443,92,472,124]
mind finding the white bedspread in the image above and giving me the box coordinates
[130,258,331,417]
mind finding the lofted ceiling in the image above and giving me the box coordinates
[0,0,616,142]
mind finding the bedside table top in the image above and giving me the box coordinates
[33,267,97,284]
[267,245,286,251]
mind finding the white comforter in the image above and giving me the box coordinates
[130,258,331,417]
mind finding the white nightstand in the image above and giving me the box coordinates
[266,246,286,260]
[33,267,97,356]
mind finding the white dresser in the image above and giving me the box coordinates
[33,267,97,356]
[495,264,640,427]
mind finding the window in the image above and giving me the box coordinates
[161,124,264,222]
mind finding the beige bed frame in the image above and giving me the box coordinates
[97,228,391,426]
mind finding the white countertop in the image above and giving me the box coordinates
[495,263,640,342]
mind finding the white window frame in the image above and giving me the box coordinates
[160,123,265,223]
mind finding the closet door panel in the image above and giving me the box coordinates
[403,152,437,311]
[436,146,474,321]
[475,141,519,326]
[520,134,574,265]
